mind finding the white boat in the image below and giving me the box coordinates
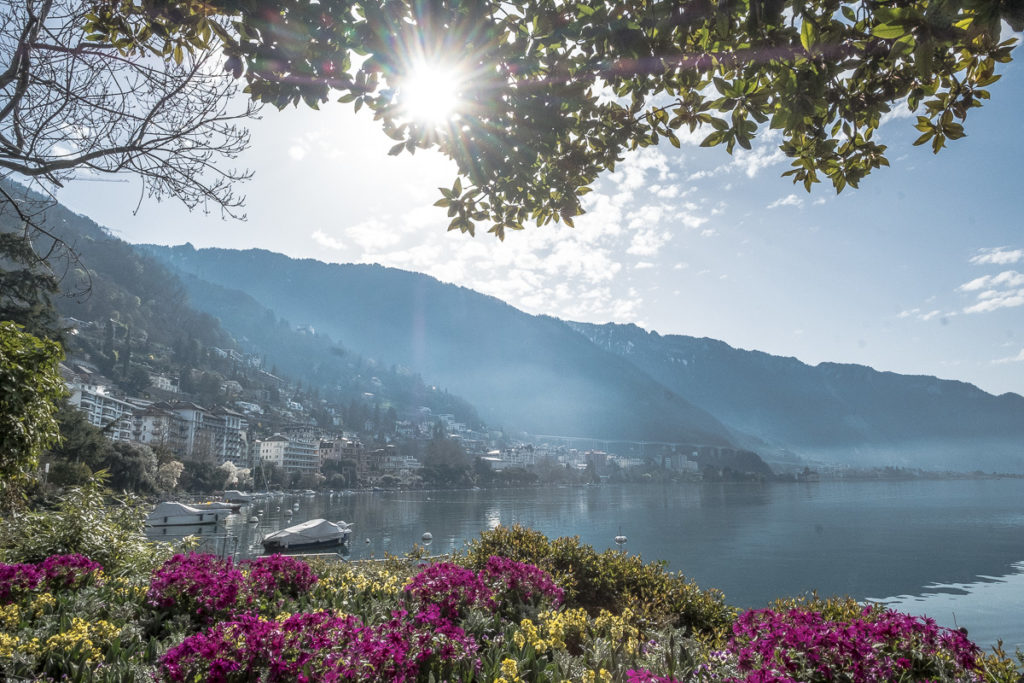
[146,502,230,527]
[261,518,353,552]
[223,490,252,504]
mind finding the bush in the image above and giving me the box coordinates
[464,524,735,635]
[0,474,168,573]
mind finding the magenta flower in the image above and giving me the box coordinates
[480,555,564,608]
[403,562,494,618]
[38,554,103,591]
[161,608,478,682]
[241,554,318,599]
[722,607,983,683]
[147,553,244,623]
[0,562,41,603]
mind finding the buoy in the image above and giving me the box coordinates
[421,532,433,542]
[614,534,628,546]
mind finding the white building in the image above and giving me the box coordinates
[256,434,319,474]
[67,383,134,442]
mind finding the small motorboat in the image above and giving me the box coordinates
[147,502,230,527]
[223,490,252,504]
[261,518,353,552]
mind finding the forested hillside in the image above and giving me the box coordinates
[143,245,738,446]
[1,184,480,431]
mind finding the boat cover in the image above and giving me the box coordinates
[263,518,353,547]
[149,502,204,517]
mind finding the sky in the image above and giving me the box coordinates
[53,54,1024,398]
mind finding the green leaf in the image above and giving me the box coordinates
[872,22,906,39]
[800,21,818,51]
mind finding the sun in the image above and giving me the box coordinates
[399,63,462,127]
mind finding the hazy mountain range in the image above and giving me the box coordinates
[142,244,1024,473]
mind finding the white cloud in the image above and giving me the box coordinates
[964,289,1024,313]
[813,197,827,206]
[970,247,1024,265]
[634,261,655,269]
[345,218,402,251]
[897,307,954,322]
[310,229,345,250]
[880,99,915,126]
[288,145,307,161]
[731,140,787,178]
[993,348,1024,364]
[680,214,709,230]
[960,271,1024,291]
[700,228,717,237]
[767,194,803,209]
[627,227,671,256]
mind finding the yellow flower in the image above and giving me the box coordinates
[30,592,55,616]
[41,617,121,663]
[0,633,18,659]
[0,603,20,630]
[598,669,612,683]
[499,658,522,682]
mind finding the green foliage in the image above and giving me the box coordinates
[464,524,736,635]
[0,475,169,573]
[0,228,59,338]
[84,0,1019,237]
[175,460,226,494]
[767,591,883,622]
[0,322,66,510]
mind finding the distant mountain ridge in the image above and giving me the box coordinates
[142,245,737,446]
[142,244,1024,473]
[569,322,1024,472]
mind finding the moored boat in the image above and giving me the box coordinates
[223,490,252,504]
[146,502,230,527]
[261,519,353,552]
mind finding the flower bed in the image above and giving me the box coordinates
[0,532,1021,682]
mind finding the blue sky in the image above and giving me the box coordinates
[55,55,1024,397]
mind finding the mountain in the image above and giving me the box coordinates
[142,245,737,446]
[143,245,1024,473]
[569,322,1024,472]
[1,184,480,428]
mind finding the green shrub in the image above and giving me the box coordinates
[0,474,171,574]
[464,524,736,635]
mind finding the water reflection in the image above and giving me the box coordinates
[144,480,1024,648]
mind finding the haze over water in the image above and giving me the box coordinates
[162,478,1024,651]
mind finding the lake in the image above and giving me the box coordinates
[149,478,1024,651]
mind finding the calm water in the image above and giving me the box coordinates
[148,479,1024,650]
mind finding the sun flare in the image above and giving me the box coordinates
[399,63,462,127]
